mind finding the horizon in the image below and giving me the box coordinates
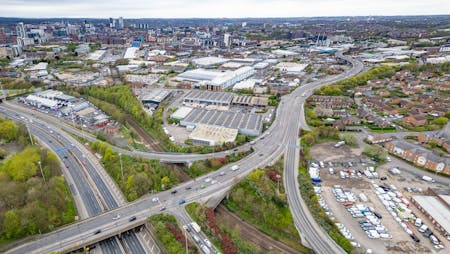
[0,14,449,20]
[0,0,448,19]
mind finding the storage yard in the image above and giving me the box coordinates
[309,142,449,253]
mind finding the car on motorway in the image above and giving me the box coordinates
[219,171,226,176]
[129,216,137,222]
[182,224,191,232]
[232,148,238,152]
[204,238,212,248]
[200,244,211,254]
[192,235,200,243]
[93,229,101,235]
[160,206,166,211]
[171,190,178,194]
[204,178,212,183]
[112,214,121,220]
[152,197,159,202]
[178,199,186,205]
[200,184,206,189]
[185,186,192,190]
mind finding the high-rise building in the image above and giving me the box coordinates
[224,33,231,47]
[109,17,115,28]
[119,17,124,29]
[16,22,27,47]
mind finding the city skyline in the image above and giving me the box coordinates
[0,0,448,19]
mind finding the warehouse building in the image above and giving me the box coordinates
[188,124,238,146]
[207,66,255,91]
[180,108,263,136]
[232,95,269,108]
[171,106,194,120]
[24,94,58,110]
[183,90,234,109]
[139,89,171,107]
[192,56,229,67]
[177,67,255,91]
[411,188,450,239]
[176,68,227,83]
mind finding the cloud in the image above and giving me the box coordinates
[0,0,447,18]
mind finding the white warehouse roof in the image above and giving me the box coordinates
[413,195,450,235]
[192,56,229,67]
[171,106,193,120]
[25,94,58,108]
[188,124,238,146]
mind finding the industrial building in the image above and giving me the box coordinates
[232,96,269,108]
[24,94,58,109]
[188,124,238,146]
[171,106,194,120]
[192,56,229,67]
[207,66,255,91]
[232,79,257,91]
[183,90,234,109]
[411,188,450,238]
[180,108,263,136]
[176,69,226,83]
[139,89,171,107]
[177,67,255,91]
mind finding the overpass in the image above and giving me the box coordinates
[4,51,362,254]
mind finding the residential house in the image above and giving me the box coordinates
[403,114,428,127]
[385,140,450,174]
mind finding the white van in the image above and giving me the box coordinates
[419,224,428,233]
[415,218,422,227]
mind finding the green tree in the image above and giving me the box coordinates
[3,209,21,239]
[0,120,18,142]
[363,145,387,162]
[3,147,40,181]
[432,117,448,126]
[339,133,359,147]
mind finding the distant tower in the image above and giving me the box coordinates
[224,33,231,48]
[109,17,115,28]
[16,22,26,47]
[119,17,124,29]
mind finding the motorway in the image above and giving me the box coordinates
[2,113,149,254]
[3,51,362,254]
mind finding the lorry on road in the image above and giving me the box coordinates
[191,222,201,233]
[422,176,435,183]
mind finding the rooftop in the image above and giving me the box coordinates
[192,56,229,67]
[412,195,450,234]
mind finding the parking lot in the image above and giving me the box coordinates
[310,142,447,253]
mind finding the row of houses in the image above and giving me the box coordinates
[384,140,450,174]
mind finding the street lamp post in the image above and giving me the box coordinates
[26,124,34,145]
[276,174,281,195]
[38,161,46,183]
[184,227,188,254]
[119,153,124,183]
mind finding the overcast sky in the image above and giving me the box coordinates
[0,0,448,18]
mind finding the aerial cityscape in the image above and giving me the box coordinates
[0,1,449,254]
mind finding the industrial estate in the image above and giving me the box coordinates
[0,4,449,254]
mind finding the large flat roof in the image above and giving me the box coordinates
[189,124,238,144]
[192,56,229,66]
[184,90,234,104]
[181,108,263,136]
[413,195,450,234]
